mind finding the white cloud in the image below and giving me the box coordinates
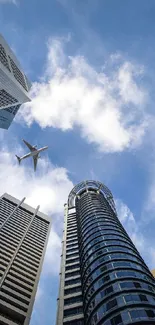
[19,38,149,153]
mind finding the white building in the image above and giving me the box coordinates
[0,34,31,129]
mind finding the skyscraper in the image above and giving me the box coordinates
[0,193,51,325]
[0,34,31,129]
[56,180,155,325]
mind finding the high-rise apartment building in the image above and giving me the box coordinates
[0,34,31,129]
[0,193,51,325]
[56,180,155,325]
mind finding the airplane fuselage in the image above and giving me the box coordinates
[20,146,48,160]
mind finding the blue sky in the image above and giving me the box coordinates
[1,0,155,324]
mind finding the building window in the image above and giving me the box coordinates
[63,320,84,325]
[64,286,81,295]
[139,294,148,301]
[133,281,141,288]
[113,261,131,268]
[65,278,81,286]
[66,241,78,247]
[66,258,79,265]
[65,264,80,271]
[111,314,122,325]
[106,298,117,311]
[0,89,18,108]
[64,306,83,317]
[64,295,82,305]
[105,285,113,296]
[66,252,79,259]
[146,309,155,318]
[67,235,78,240]
[0,44,10,71]
[4,104,21,116]
[9,56,27,91]
[66,246,78,253]
[120,281,133,289]
[124,294,139,303]
[65,271,80,278]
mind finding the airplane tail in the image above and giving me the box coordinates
[15,155,21,165]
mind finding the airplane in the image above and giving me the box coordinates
[16,139,48,171]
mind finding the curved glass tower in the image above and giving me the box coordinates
[56,181,155,325]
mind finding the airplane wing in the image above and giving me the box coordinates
[23,139,36,152]
[33,154,38,171]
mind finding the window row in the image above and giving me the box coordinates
[85,269,154,300]
[64,285,82,296]
[0,288,28,313]
[67,217,76,223]
[17,249,40,266]
[80,232,131,257]
[67,226,77,233]
[92,304,155,325]
[82,227,129,249]
[18,247,41,263]
[63,318,84,325]
[65,263,80,271]
[64,306,83,318]
[66,252,79,259]
[80,208,114,224]
[86,280,155,314]
[66,258,80,265]
[64,295,82,306]
[1,283,31,305]
[6,273,33,293]
[92,308,155,325]
[66,239,78,246]
[66,245,79,253]
[65,277,81,287]
[3,224,26,238]
[80,240,137,266]
[83,260,150,289]
[67,235,78,242]
[9,56,28,91]
[81,218,122,239]
[80,215,120,235]
[81,246,141,277]
[66,241,78,248]
[1,35,12,68]
[97,270,153,291]
[65,270,80,278]
[82,224,126,244]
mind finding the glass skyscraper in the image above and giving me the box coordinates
[56,180,155,325]
[0,193,51,325]
[0,34,31,129]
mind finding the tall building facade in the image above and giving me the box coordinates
[56,180,155,325]
[0,193,51,325]
[0,34,31,129]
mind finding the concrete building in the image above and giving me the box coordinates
[56,180,155,325]
[0,34,31,129]
[0,193,51,325]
